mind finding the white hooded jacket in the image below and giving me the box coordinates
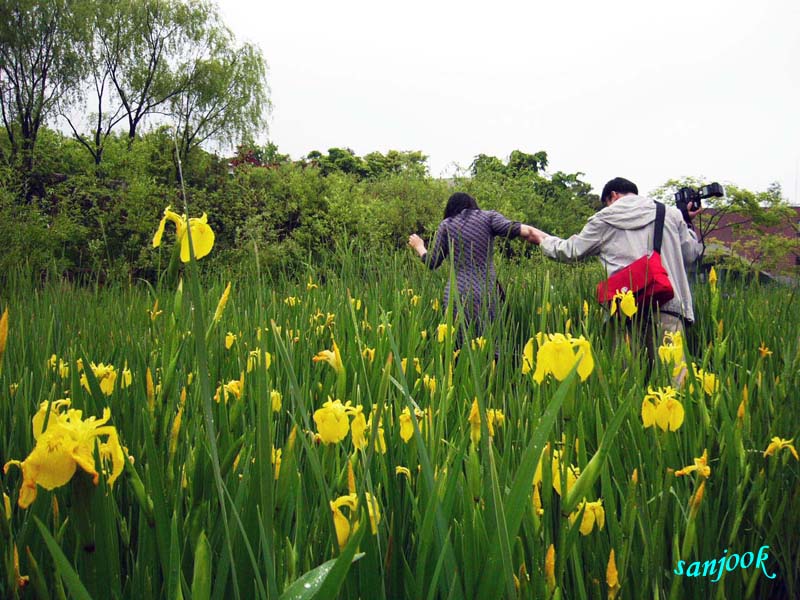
[540,194,704,322]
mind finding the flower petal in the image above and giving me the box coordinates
[180,221,215,262]
[152,215,168,248]
[641,399,656,428]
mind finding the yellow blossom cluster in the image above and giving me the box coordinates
[641,386,684,432]
[48,354,71,379]
[399,406,428,443]
[531,446,603,537]
[436,323,455,343]
[523,332,594,383]
[467,398,505,445]
[79,361,131,396]
[657,332,719,394]
[4,400,126,508]
[312,399,385,453]
[215,372,245,403]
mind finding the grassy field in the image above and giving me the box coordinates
[1,238,798,599]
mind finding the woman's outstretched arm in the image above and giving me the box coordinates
[409,222,448,269]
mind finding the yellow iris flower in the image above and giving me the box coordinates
[436,323,455,342]
[344,404,385,453]
[247,349,261,373]
[225,332,237,350]
[399,406,427,443]
[763,437,799,461]
[607,549,620,600]
[399,408,414,443]
[569,498,605,535]
[270,390,282,412]
[0,306,8,371]
[675,449,711,478]
[468,398,504,445]
[367,415,387,455]
[80,362,118,396]
[48,354,70,379]
[215,372,244,403]
[610,290,637,318]
[471,336,487,350]
[657,330,685,366]
[545,544,556,593]
[361,347,376,364]
[329,492,381,550]
[121,365,132,389]
[532,484,544,516]
[551,451,580,496]
[350,407,368,450]
[313,340,344,375]
[4,400,125,508]
[213,282,232,323]
[690,364,719,395]
[313,399,351,444]
[272,447,282,480]
[400,357,422,375]
[152,206,215,262]
[641,386,684,431]
[523,333,594,383]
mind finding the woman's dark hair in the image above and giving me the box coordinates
[600,177,638,205]
[444,192,479,219]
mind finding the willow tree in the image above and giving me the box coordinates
[171,26,269,162]
[0,0,87,187]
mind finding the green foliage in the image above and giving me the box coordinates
[457,169,597,239]
[461,151,599,248]
[363,150,429,178]
[507,149,548,175]
[307,148,368,178]
[1,128,795,285]
[1,249,798,599]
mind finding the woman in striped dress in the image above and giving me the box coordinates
[408,192,534,336]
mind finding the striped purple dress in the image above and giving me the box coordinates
[422,209,521,329]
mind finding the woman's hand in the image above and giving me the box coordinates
[519,224,545,245]
[408,233,427,257]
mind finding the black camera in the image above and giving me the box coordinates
[674,182,724,222]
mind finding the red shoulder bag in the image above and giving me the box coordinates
[596,202,674,307]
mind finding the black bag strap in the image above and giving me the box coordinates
[653,202,665,253]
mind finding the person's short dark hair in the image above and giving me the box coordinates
[444,192,479,219]
[600,177,638,205]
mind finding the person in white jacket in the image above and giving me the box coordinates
[526,177,704,367]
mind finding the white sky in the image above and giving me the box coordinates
[218,0,800,203]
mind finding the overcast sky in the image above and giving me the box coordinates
[218,0,800,204]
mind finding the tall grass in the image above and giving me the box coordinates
[1,245,798,599]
